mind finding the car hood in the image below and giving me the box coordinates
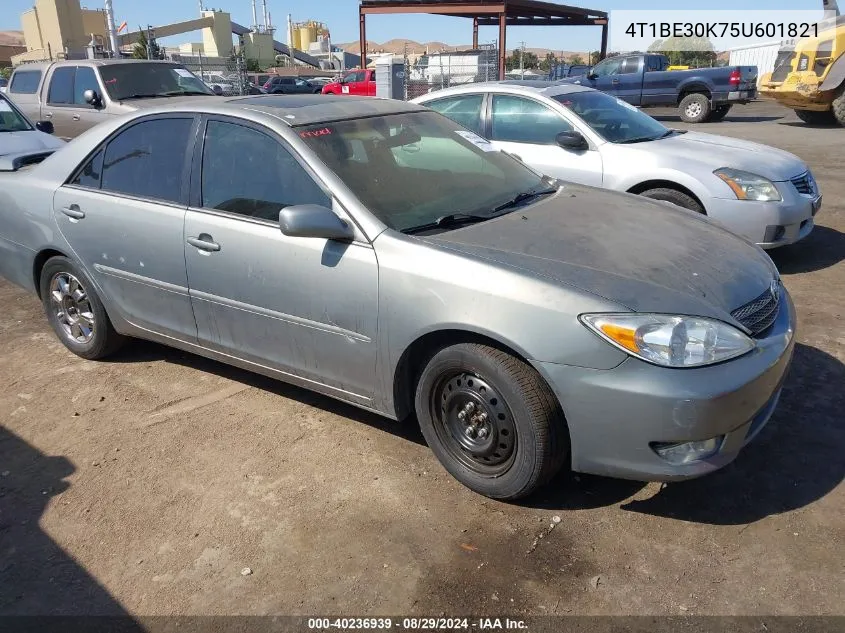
[0,130,65,156]
[427,185,778,321]
[643,131,807,181]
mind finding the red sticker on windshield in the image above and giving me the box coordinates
[300,127,332,139]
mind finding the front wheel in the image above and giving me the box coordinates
[678,93,712,123]
[414,343,569,500]
[40,256,125,360]
[832,86,845,126]
[640,187,704,213]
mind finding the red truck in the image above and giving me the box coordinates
[321,69,375,96]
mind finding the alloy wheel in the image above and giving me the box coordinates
[49,272,95,344]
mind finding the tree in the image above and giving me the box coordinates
[505,49,539,71]
[246,59,262,73]
[647,36,717,68]
[539,52,557,73]
[0,67,11,80]
[132,27,162,60]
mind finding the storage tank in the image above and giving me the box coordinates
[299,23,318,50]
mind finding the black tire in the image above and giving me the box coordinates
[640,187,705,213]
[794,108,836,125]
[40,256,125,360]
[414,343,569,500]
[832,86,845,127]
[707,104,732,122]
[678,93,712,123]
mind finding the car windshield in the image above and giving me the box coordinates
[298,111,548,233]
[551,91,670,144]
[0,96,32,132]
[99,63,214,100]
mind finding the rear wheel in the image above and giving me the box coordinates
[678,93,711,123]
[640,187,704,213]
[414,343,569,500]
[794,108,836,125]
[707,104,732,122]
[40,256,125,360]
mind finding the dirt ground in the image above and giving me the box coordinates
[1,100,843,619]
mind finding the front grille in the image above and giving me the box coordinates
[732,283,781,336]
[791,172,814,195]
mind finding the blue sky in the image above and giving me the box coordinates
[2,0,822,52]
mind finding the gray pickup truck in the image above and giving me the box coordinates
[7,59,216,139]
[559,53,758,123]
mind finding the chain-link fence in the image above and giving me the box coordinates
[404,45,499,100]
[168,52,251,96]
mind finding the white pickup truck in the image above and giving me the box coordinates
[7,59,216,139]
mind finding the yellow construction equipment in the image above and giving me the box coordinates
[760,15,845,125]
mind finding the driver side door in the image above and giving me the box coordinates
[485,94,603,187]
[580,57,624,97]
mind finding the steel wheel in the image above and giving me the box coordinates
[430,371,517,477]
[49,272,95,344]
[685,102,702,119]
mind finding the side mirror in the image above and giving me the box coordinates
[556,130,588,150]
[211,85,223,96]
[279,204,354,241]
[35,120,54,135]
[83,89,101,107]
[587,70,598,80]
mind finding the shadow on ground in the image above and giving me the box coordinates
[0,427,144,625]
[770,225,845,274]
[104,341,427,447]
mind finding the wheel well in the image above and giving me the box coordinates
[392,329,533,421]
[677,87,711,103]
[626,180,706,213]
[32,249,68,299]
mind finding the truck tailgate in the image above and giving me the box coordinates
[736,66,758,91]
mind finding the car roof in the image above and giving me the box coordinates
[413,80,595,102]
[143,94,429,127]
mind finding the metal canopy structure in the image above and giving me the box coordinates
[359,0,608,80]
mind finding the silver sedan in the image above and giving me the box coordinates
[413,82,822,249]
[0,96,795,500]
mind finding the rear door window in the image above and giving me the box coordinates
[425,94,485,136]
[9,70,42,94]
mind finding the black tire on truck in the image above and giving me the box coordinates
[832,85,845,126]
[678,93,712,123]
[707,105,732,122]
[794,108,836,125]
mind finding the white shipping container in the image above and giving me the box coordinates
[728,41,790,85]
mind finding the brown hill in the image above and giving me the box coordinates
[0,31,25,47]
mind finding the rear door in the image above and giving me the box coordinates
[614,57,644,105]
[424,92,485,135]
[486,93,603,186]
[52,115,199,340]
[6,68,43,122]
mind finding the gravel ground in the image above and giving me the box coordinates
[1,100,843,619]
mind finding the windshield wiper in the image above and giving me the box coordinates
[119,93,167,101]
[615,135,659,144]
[402,213,490,235]
[492,187,557,214]
[163,90,215,96]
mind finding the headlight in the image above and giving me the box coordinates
[715,168,782,202]
[580,314,755,368]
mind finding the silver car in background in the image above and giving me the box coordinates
[413,82,822,249]
[0,96,795,500]
[0,91,64,164]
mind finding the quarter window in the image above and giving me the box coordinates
[200,120,329,222]
[70,149,105,189]
[101,118,194,203]
[490,95,573,144]
[9,70,41,94]
[47,67,75,105]
[426,94,484,135]
[620,58,639,74]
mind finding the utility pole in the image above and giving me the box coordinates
[519,41,525,79]
[146,25,154,60]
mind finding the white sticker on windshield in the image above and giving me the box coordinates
[454,129,496,152]
[616,98,639,112]
[174,68,195,78]
[0,101,11,112]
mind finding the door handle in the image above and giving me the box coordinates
[611,78,620,84]
[72,114,81,121]
[44,112,53,118]
[187,235,221,252]
[60,205,85,220]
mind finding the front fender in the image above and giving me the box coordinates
[820,51,845,92]
[613,169,715,210]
